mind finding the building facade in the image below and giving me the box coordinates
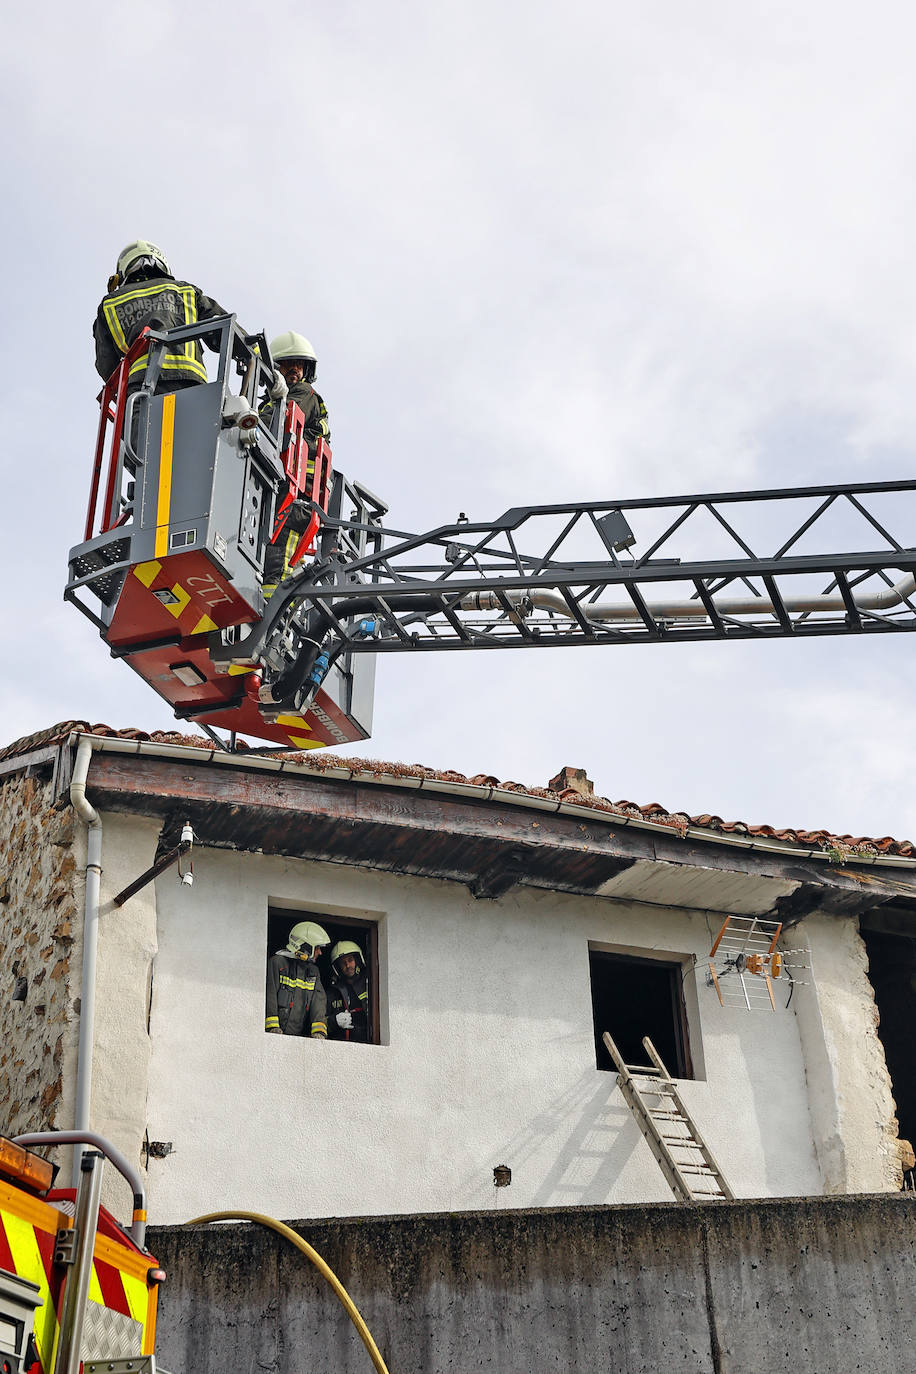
[1,724,915,1225]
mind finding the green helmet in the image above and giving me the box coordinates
[286,920,330,959]
[270,331,317,383]
[117,239,171,283]
[331,940,364,976]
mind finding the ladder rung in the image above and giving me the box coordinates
[608,1032,733,1203]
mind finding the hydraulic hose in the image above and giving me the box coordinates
[185,1210,390,1374]
[458,570,916,625]
[264,592,445,706]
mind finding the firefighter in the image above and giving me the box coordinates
[265,920,329,1038]
[327,940,370,1043]
[93,239,229,393]
[262,331,332,594]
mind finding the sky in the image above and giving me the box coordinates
[4,0,916,839]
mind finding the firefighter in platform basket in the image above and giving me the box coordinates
[262,330,332,594]
[93,239,229,394]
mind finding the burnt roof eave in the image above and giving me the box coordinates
[50,739,916,915]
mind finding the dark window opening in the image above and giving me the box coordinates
[589,949,693,1078]
[267,907,380,1044]
[862,925,916,1152]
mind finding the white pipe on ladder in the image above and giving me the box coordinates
[459,571,916,624]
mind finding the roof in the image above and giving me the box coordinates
[1,720,913,861]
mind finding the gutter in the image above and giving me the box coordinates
[62,731,916,871]
[69,734,102,1188]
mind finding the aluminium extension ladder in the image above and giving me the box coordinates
[603,1032,734,1202]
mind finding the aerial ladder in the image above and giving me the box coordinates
[66,318,916,752]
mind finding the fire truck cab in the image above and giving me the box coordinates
[0,1132,164,1374]
[66,318,379,751]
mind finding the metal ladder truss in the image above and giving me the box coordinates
[246,478,916,671]
[603,1032,734,1203]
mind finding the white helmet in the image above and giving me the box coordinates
[270,330,317,383]
[117,239,171,282]
[285,920,330,959]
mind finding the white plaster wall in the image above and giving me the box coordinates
[792,911,900,1192]
[144,848,823,1223]
[92,812,161,1215]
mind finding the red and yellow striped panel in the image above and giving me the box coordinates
[0,1180,158,1371]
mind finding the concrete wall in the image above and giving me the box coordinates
[0,773,81,1160]
[150,1194,916,1374]
[143,846,825,1223]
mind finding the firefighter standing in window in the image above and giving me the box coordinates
[262,330,331,595]
[265,921,329,1038]
[328,940,370,1043]
[93,239,229,393]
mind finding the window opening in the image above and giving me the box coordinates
[267,907,379,1044]
[588,949,693,1079]
[861,925,916,1155]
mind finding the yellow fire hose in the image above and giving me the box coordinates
[186,1210,390,1374]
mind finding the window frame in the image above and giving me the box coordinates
[587,946,695,1080]
[268,905,381,1045]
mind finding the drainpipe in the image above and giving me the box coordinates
[69,735,101,1188]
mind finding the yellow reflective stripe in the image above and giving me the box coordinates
[154,393,176,558]
[2,1210,59,1370]
[282,527,300,578]
[311,1022,327,1036]
[104,281,185,357]
[105,281,206,380]
[279,976,314,991]
[121,1269,149,1327]
[288,735,324,749]
[88,1261,105,1305]
[130,354,207,379]
[265,1016,280,1029]
[128,354,208,380]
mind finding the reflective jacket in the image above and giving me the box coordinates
[93,274,226,388]
[328,972,369,1042]
[265,952,327,1037]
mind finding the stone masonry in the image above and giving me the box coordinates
[0,772,81,1148]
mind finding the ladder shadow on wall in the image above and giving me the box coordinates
[457,1068,653,1208]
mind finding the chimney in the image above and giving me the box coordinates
[548,766,594,798]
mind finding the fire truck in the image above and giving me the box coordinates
[0,1131,164,1374]
[66,318,916,752]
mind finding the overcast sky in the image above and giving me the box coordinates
[4,0,916,839]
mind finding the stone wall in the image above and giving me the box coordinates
[793,911,901,1192]
[151,1195,916,1374]
[0,770,81,1148]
